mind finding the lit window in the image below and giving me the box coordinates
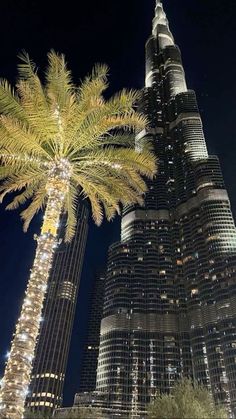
[160,270,166,275]
[38,373,59,380]
[57,281,76,302]
[38,392,55,399]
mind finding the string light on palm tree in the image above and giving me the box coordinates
[0,51,157,419]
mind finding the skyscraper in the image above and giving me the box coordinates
[79,271,105,393]
[26,203,88,414]
[95,0,236,416]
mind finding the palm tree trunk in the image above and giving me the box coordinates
[0,186,65,419]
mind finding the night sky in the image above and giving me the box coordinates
[0,0,236,408]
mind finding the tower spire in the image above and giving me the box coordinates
[152,0,174,47]
[153,0,169,29]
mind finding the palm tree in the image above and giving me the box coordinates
[0,51,156,419]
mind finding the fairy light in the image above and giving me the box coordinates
[131,357,139,419]
[0,154,48,178]
[0,160,71,419]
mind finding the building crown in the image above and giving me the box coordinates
[152,0,174,47]
[153,0,169,31]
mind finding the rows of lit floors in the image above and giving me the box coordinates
[53,391,148,418]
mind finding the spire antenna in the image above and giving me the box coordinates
[152,0,175,48]
[153,0,169,31]
[156,0,163,8]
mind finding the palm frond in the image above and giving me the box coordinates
[73,169,144,225]
[0,153,43,173]
[0,116,51,159]
[16,51,59,140]
[82,188,103,226]
[46,50,74,111]
[62,64,109,147]
[17,50,37,80]
[20,185,47,232]
[0,165,26,181]
[106,89,140,115]
[78,64,108,108]
[76,111,146,148]
[6,186,36,210]
[75,147,157,178]
[16,82,58,142]
[0,168,44,199]
[98,133,136,147]
[0,79,24,119]
[63,183,79,242]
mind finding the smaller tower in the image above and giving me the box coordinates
[78,271,105,393]
[25,204,89,414]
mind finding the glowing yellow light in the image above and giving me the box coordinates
[0,166,70,419]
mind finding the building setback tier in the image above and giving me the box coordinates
[94,0,236,416]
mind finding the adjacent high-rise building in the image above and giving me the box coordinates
[95,1,236,416]
[79,271,105,393]
[26,204,89,414]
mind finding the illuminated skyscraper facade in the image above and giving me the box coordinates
[26,204,88,414]
[95,1,236,416]
[79,271,105,393]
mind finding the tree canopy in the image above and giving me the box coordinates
[53,406,103,418]
[0,51,157,242]
[147,379,228,419]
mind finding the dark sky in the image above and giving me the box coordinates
[0,0,236,408]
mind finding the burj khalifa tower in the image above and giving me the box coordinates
[95,0,236,416]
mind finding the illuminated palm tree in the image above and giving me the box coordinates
[0,51,156,418]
